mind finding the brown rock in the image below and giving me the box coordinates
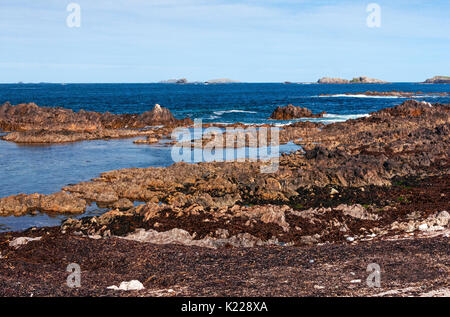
[269,104,325,120]
[39,192,86,214]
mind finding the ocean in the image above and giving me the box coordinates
[0,83,449,231]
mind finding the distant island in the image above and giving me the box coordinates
[205,78,240,84]
[317,76,389,84]
[423,76,450,84]
[158,78,189,84]
[158,78,240,84]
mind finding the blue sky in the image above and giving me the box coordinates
[0,0,449,83]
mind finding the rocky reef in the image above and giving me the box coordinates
[424,76,450,84]
[269,104,325,120]
[0,102,192,143]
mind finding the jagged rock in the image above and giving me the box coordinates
[269,104,325,120]
[0,102,192,143]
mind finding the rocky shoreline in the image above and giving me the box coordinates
[0,98,448,296]
[0,102,192,143]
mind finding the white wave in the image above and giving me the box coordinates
[272,113,370,125]
[213,109,258,116]
[323,113,369,119]
[318,94,404,99]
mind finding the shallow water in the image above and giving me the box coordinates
[0,136,300,231]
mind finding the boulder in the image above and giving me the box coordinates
[269,104,325,120]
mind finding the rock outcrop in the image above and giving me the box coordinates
[269,104,325,120]
[424,76,450,84]
[0,102,192,143]
[0,192,86,216]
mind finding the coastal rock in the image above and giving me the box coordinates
[122,228,280,249]
[38,192,86,214]
[0,192,86,216]
[111,198,134,211]
[269,104,325,120]
[0,102,192,143]
[0,193,41,216]
[133,136,159,144]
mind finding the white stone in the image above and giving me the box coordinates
[346,237,355,242]
[418,224,428,231]
[350,279,362,283]
[9,236,41,249]
[107,280,145,291]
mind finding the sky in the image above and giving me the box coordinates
[0,0,449,83]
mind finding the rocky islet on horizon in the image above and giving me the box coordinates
[158,78,240,84]
[423,76,450,84]
[317,76,389,84]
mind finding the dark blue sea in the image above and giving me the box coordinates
[0,83,449,231]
